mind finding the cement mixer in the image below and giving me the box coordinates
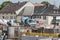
[22,17,37,26]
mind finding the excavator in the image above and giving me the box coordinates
[22,17,37,26]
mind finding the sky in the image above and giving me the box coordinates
[0,0,60,7]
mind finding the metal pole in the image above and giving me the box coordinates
[53,16,56,33]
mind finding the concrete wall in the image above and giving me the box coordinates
[47,16,53,24]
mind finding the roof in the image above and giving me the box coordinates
[41,5,60,16]
[0,1,27,13]
[33,5,60,16]
[33,4,48,15]
[33,4,45,6]
[20,3,47,16]
[33,4,46,14]
[0,2,60,16]
[18,4,60,16]
[34,5,46,13]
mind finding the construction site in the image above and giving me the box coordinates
[0,0,60,40]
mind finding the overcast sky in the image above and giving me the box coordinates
[0,0,60,6]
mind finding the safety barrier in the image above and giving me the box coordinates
[20,32,59,38]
